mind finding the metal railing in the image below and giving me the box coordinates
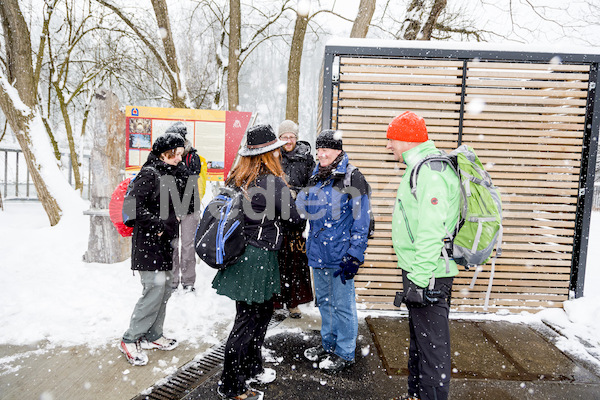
[1,148,91,200]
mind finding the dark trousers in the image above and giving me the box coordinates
[403,270,453,400]
[276,232,313,309]
[220,299,274,396]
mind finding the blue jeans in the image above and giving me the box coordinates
[313,268,358,362]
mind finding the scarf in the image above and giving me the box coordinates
[313,151,345,183]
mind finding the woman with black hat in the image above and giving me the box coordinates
[119,132,186,366]
[212,124,303,400]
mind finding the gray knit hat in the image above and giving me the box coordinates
[165,121,188,139]
[278,120,299,137]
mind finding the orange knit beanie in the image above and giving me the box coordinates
[386,111,428,142]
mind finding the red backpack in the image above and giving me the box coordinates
[109,178,134,237]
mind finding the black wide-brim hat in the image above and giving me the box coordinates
[238,124,287,157]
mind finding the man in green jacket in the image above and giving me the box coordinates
[386,111,460,400]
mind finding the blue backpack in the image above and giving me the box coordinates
[194,186,246,269]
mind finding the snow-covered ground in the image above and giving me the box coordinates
[0,200,599,374]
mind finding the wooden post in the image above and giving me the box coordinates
[82,89,131,263]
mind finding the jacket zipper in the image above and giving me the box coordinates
[256,214,267,241]
[274,221,280,245]
[397,199,414,243]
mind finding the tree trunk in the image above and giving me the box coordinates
[420,0,446,40]
[54,83,83,191]
[83,89,130,263]
[0,0,63,225]
[212,31,227,110]
[402,0,446,40]
[228,0,241,111]
[350,0,376,38]
[150,0,186,108]
[285,13,308,123]
[0,87,63,225]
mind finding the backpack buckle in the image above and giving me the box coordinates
[441,237,453,258]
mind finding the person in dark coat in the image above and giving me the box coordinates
[165,122,208,293]
[119,132,185,367]
[275,120,315,318]
[212,124,303,400]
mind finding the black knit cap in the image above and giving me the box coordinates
[152,132,185,156]
[315,129,343,150]
[165,121,187,138]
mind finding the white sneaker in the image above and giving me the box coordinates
[217,386,264,400]
[119,340,148,366]
[183,285,196,293]
[140,336,178,351]
[246,367,276,384]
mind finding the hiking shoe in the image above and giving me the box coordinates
[391,396,420,400]
[119,340,148,366]
[288,306,301,319]
[304,345,329,361]
[140,336,178,351]
[318,353,355,372]
[217,386,264,400]
[246,367,276,385]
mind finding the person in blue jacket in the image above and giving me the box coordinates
[296,129,371,372]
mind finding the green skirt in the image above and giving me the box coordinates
[212,245,281,304]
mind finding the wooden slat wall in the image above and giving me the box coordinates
[335,57,589,313]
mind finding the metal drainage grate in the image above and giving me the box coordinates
[131,314,286,400]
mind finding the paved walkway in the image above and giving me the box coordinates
[186,316,600,400]
[0,324,229,400]
[1,313,599,400]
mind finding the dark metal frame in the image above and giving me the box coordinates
[321,43,600,299]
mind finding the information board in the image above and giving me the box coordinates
[125,106,252,181]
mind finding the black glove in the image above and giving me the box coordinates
[402,280,427,307]
[402,280,444,307]
[333,254,362,285]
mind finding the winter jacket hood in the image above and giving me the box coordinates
[280,140,315,194]
[282,140,312,161]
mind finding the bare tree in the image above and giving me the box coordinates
[197,0,292,111]
[44,1,107,192]
[283,4,353,123]
[0,0,81,225]
[95,0,188,108]
[373,0,483,41]
[350,0,376,38]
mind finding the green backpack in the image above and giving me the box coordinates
[410,145,503,310]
